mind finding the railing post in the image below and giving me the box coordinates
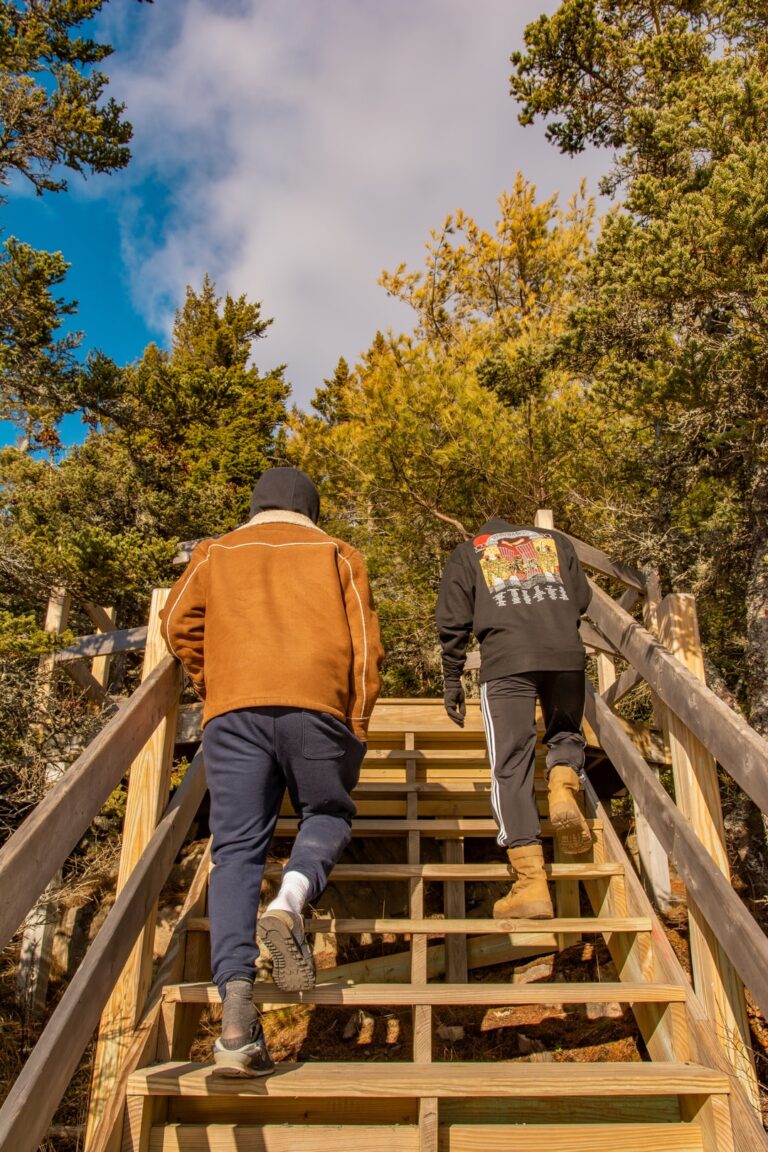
[85,588,181,1147]
[633,571,673,913]
[17,588,72,1019]
[91,606,117,691]
[658,593,759,1107]
[596,649,671,913]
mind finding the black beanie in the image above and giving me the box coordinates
[249,467,320,524]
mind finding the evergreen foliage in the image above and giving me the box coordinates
[511,0,768,725]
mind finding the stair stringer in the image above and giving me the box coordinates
[583,776,767,1152]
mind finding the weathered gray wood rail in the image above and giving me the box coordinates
[587,579,768,817]
[584,684,768,1021]
[53,626,148,664]
[0,750,206,1152]
[0,655,179,951]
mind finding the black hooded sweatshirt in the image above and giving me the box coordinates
[436,519,592,683]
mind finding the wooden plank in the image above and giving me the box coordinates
[128,1060,730,1098]
[86,843,210,1152]
[441,1126,702,1152]
[0,752,207,1152]
[84,601,119,633]
[0,654,179,951]
[61,654,109,703]
[601,665,643,708]
[419,1096,438,1152]
[586,579,768,816]
[443,840,467,982]
[313,932,558,984]
[92,606,117,690]
[187,916,649,935]
[565,534,647,591]
[634,577,673,912]
[18,588,72,1019]
[88,590,182,1145]
[54,627,148,664]
[405,731,431,1066]
[263,862,623,881]
[658,594,758,1107]
[164,981,687,1006]
[681,1094,735,1152]
[582,777,767,1152]
[596,653,671,912]
[123,1095,164,1152]
[553,835,581,950]
[149,1126,419,1152]
[272,818,602,838]
[146,1124,703,1152]
[584,682,768,1024]
[176,701,667,761]
[581,619,621,655]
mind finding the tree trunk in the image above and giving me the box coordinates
[742,456,768,900]
[746,458,768,737]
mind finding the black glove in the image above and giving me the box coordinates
[444,680,466,728]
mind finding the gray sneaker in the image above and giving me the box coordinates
[257,908,316,991]
[212,1021,274,1078]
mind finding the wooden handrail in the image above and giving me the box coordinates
[584,682,768,1021]
[586,580,768,816]
[0,655,180,951]
[53,626,148,664]
[565,534,647,592]
[0,749,207,1152]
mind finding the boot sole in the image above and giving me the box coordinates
[257,913,316,992]
[549,804,592,855]
[492,904,553,920]
[212,1052,274,1078]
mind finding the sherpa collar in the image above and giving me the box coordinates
[245,510,325,532]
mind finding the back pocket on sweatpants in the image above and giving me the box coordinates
[302,711,347,759]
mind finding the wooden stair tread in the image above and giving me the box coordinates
[262,862,623,880]
[128,1060,730,1098]
[148,1123,706,1152]
[186,916,649,935]
[274,817,602,837]
[163,980,687,1005]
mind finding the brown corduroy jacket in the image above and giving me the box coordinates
[161,511,384,740]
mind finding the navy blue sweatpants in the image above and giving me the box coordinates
[202,706,366,994]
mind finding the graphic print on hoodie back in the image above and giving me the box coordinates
[474,528,569,608]
[436,519,592,684]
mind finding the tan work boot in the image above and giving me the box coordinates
[548,765,592,855]
[493,844,553,920]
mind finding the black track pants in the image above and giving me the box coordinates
[479,671,586,849]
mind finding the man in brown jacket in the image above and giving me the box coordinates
[162,467,383,1076]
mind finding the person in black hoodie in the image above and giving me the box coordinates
[436,519,592,919]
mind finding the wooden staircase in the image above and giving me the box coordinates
[117,700,735,1152]
[3,531,768,1151]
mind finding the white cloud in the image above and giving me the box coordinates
[102,0,608,407]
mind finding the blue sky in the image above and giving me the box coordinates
[1,0,607,451]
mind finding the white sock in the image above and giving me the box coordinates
[266,870,312,917]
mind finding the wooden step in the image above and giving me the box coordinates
[163,980,686,1006]
[262,862,624,881]
[128,1060,729,1099]
[147,1121,706,1152]
[273,818,602,838]
[186,915,648,936]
